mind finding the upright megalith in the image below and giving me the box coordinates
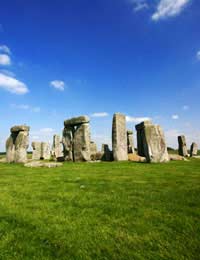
[41,142,51,160]
[135,121,169,163]
[101,144,113,161]
[52,135,63,161]
[190,142,198,157]
[112,113,128,161]
[6,125,30,163]
[63,116,91,162]
[178,135,188,157]
[127,130,134,154]
[32,142,41,160]
[31,142,51,160]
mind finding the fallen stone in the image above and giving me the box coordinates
[128,153,146,162]
[24,161,63,168]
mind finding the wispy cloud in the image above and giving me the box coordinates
[39,128,54,133]
[182,105,189,111]
[10,104,40,112]
[152,0,190,21]
[0,72,29,94]
[91,112,109,118]
[0,45,11,54]
[197,51,200,61]
[126,116,151,123]
[50,80,65,91]
[0,54,11,65]
[172,114,179,120]
[129,0,149,12]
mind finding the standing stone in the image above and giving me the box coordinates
[63,116,91,162]
[90,141,97,155]
[62,126,74,161]
[74,123,91,161]
[135,121,169,163]
[41,142,51,160]
[178,135,188,157]
[101,144,113,161]
[32,142,42,160]
[190,142,198,157]
[112,113,128,161]
[52,135,63,160]
[127,130,134,154]
[6,125,30,163]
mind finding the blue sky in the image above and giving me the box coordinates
[0,0,200,151]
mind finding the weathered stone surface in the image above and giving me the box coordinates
[90,142,97,155]
[62,126,74,161]
[32,142,41,160]
[135,121,169,163]
[63,116,91,162]
[190,142,198,157]
[127,130,134,154]
[41,142,51,160]
[101,144,113,161]
[52,135,63,160]
[64,116,89,127]
[11,125,30,132]
[74,123,91,161]
[24,161,63,168]
[6,125,29,163]
[169,154,186,161]
[112,113,128,161]
[178,135,188,157]
[128,153,146,162]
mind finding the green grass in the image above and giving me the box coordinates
[0,160,200,260]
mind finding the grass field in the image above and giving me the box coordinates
[0,160,200,260]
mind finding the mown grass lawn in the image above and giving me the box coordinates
[0,160,200,260]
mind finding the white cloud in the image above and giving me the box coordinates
[11,104,30,110]
[0,72,29,94]
[126,116,151,123]
[10,104,40,112]
[134,1,149,12]
[172,114,179,120]
[152,0,190,21]
[32,136,39,140]
[50,80,65,91]
[32,107,40,113]
[0,54,11,65]
[91,112,109,118]
[0,45,11,54]
[197,51,200,61]
[182,105,189,111]
[39,128,54,133]
[129,0,149,12]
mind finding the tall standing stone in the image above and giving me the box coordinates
[62,126,74,161]
[190,142,198,157]
[32,142,41,160]
[6,125,30,163]
[127,130,134,154]
[112,113,128,161]
[41,142,51,160]
[178,135,188,157]
[52,135,63,160]
[63,116,91,162]
[135,121,169,163]
[101,144,113,161]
